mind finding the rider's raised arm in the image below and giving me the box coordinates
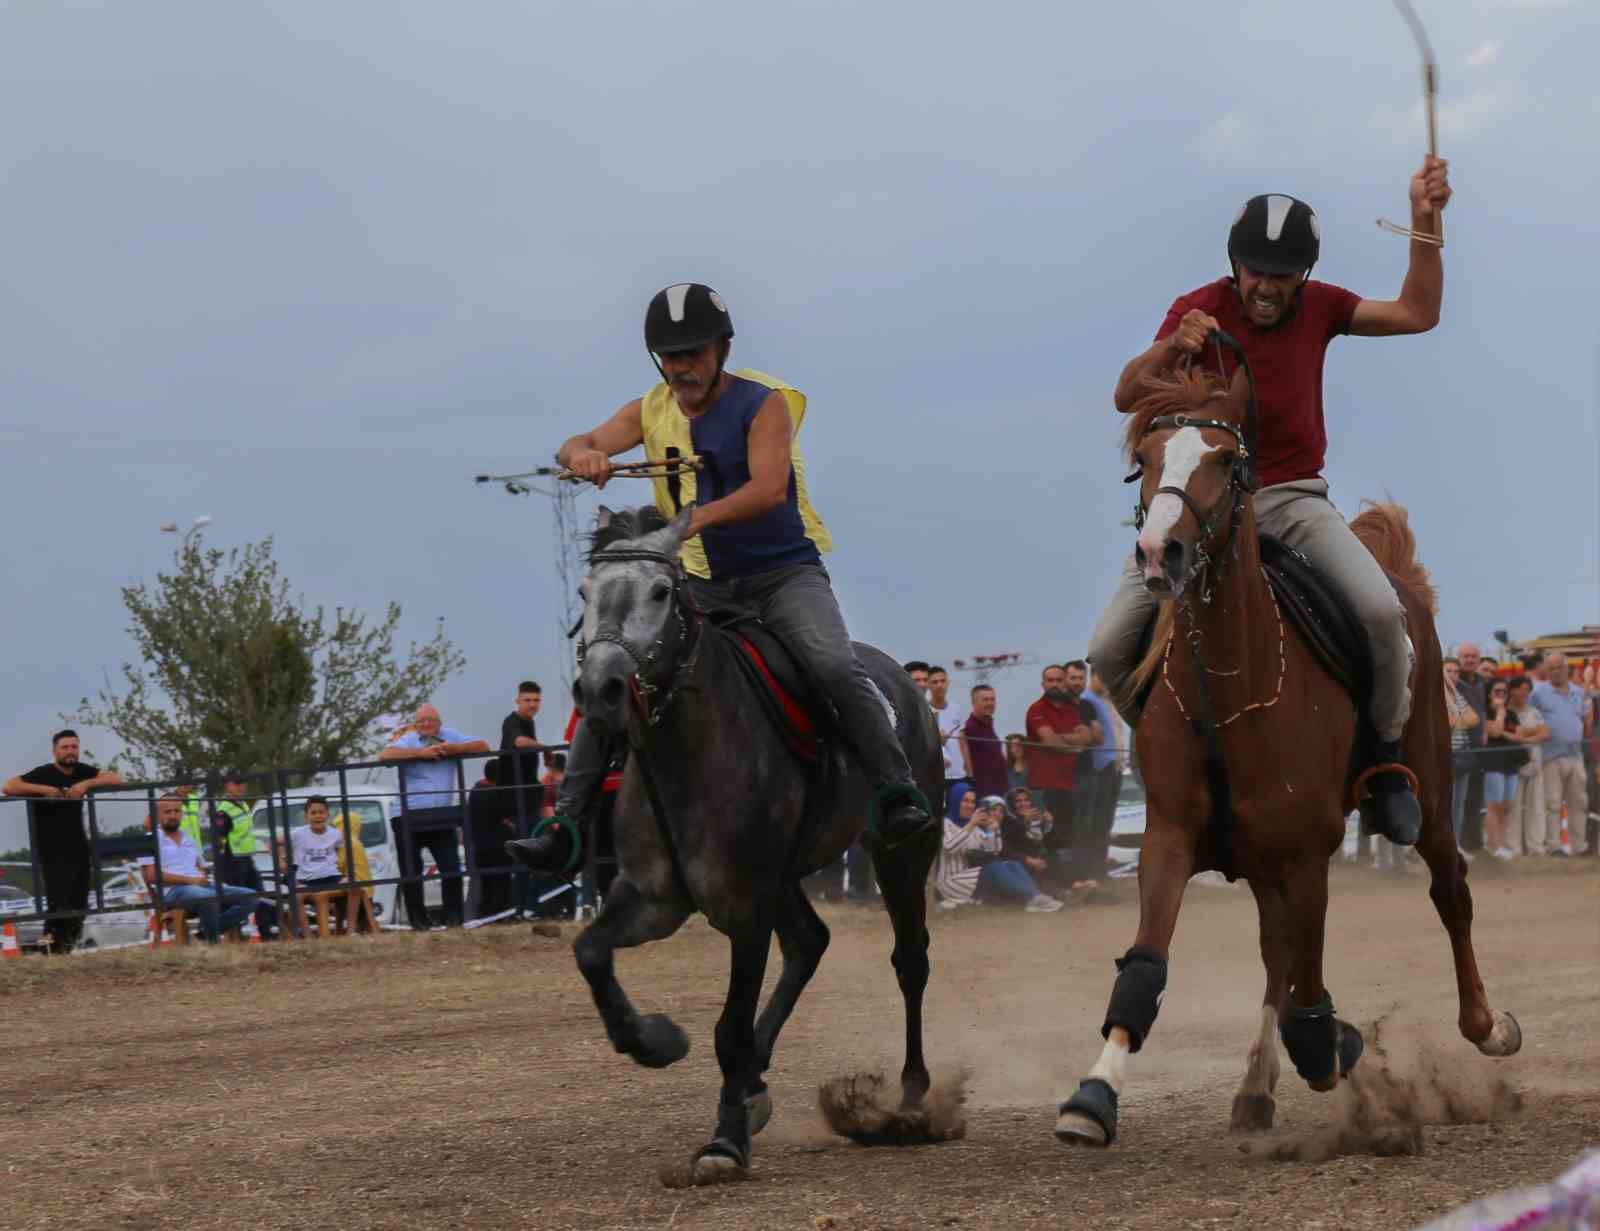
[1113,302,1217,413]
[685,392,793,538]
[1350,157,1449,337]
[555,399,646,469]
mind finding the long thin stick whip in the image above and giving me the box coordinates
[1377,0,1444,247]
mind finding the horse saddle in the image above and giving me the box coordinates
[704,609,824,765]
[1133,535,1378,716]
[1257,535,1375,708]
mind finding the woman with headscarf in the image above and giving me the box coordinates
[935,784,1061,911]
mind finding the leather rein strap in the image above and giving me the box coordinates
[583,545,699,907]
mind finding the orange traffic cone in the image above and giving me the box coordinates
[1,920,21,959]
[243,920,262,945]
[1560,801,1571,854]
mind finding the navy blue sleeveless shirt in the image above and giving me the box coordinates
[690,375,821,580]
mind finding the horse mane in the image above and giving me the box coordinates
[1126,603,1175,709]
[1122,368,1237,464]
[588,506,670,562]
[1350,502,1437,613]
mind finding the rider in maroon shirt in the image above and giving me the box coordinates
[1090,159,1452,843]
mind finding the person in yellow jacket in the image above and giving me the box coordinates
[508,282,932,876]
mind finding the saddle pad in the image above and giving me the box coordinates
[1258,535,1374,707]
[705,609,823,764]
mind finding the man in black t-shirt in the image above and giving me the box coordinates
[499,680,545,828]
[3,729,123,951]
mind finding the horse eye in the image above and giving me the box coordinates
[649,582,671,603]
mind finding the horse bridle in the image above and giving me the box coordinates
[575,547,701,725]
[1127,414,1251,605]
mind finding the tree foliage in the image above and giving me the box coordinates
[72,534,465,782]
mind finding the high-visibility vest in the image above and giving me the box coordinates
[180,798,205,849]
[217,800,256,856]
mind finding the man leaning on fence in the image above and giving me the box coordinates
[3,730,123,953]
[379,704,488,930]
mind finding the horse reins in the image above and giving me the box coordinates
[577,545,703,905]
[1131,332,1262,881]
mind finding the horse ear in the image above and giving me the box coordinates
[595,505,617,530]
[1225,365,1251,425]
[664,503,695,547]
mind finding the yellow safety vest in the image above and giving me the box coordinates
[638,368,832,580]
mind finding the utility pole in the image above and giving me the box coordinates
[474,466,586,684]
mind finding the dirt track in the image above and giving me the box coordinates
[2,859,1596,1231]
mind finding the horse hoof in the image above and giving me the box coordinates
[746,1087,773,1136]
[1055,1079,1118,1148]
[1229,1093,1276,1133]
[1476,1010,1523,1058]
[1337,1020,1365,1077]
[690,1141,749,1185]
[633,1014,690,1069]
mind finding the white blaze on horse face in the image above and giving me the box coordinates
[1138,427,1220,576]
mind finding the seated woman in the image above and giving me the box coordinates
[935,785,1062,912]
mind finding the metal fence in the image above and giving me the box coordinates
[0,744,620,946]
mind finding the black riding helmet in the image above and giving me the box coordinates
[1227,194,1320,277]
[644,282,735,356]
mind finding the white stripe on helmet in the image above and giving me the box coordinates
[1264,195,1295,242]
[664,283,693,322]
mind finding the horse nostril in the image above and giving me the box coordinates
[601,678,625,709]
[1162,540,1185,576]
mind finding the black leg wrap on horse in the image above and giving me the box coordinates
[1280,992,1339,1084]
[1101,945,1168,1053]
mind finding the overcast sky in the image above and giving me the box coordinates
[4,0,1597,848]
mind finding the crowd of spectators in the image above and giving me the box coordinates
[5,642,1596,947]
[1440,646,1599,865]
[901,658,1128,912]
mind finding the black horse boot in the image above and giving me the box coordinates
[507,813,584,876]
[1365,740,1422,846]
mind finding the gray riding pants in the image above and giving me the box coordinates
[1086,479,1414,742]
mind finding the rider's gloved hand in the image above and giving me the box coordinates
[566,448,614,488]
[1170,309,1221,356]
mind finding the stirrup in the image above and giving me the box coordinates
[867,784,934,849]
[509,814,584,877]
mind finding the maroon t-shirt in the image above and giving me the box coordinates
[1154,278,1361,487]
[1024,695,1092,791]
[962,711,1009,800]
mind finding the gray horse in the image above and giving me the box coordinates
[556,504,944,1183]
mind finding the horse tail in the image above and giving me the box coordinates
[1350,502,1438,613]
[1125,601,1176,709]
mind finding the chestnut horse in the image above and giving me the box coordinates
[1055,366,1521,1149]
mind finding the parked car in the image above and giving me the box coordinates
[78,868,158,950]
[0,882,47,951]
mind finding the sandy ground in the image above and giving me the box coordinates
[2,858,1596,1231]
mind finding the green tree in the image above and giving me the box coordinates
[71,533,465,782]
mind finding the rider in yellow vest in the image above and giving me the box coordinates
[508,282,933,875]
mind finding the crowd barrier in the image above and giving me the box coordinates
[0,744,621,943]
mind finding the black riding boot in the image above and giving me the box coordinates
[505,721,610,875]
[1366,740,1422,846]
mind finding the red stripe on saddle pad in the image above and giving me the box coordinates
[733,634,820,758]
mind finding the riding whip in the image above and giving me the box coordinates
[1376,0,1444,248]
[555,456,703,485]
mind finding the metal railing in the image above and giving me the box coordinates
[0,744,622,945]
